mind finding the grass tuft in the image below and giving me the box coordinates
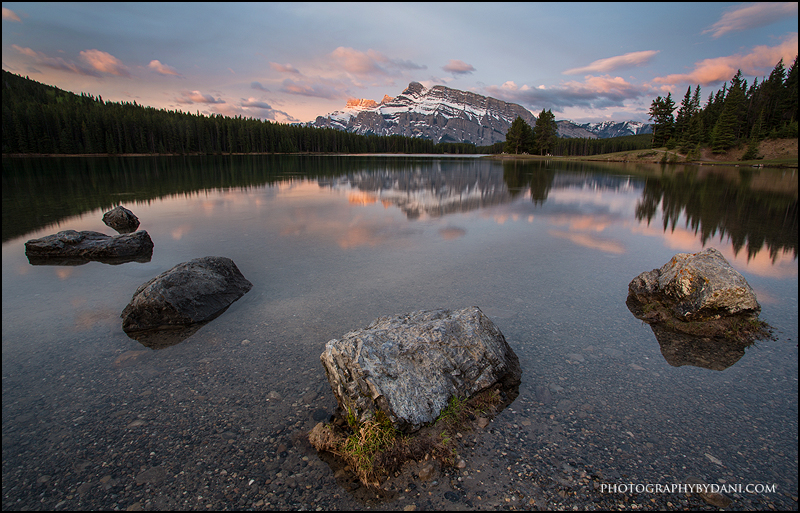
[308,386,508,488]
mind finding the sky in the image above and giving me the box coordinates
[2,2,798,125]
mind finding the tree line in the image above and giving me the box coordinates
[648,56,797,158]
[1,70,495,156]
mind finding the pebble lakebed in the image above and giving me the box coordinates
[3,310,797,512]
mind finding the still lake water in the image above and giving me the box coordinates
[2,155,797,510]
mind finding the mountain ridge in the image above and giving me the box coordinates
[311,82,538,146]
[311,82,651,144]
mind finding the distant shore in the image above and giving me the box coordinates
[3,138,796,168]
[485,138,798,168]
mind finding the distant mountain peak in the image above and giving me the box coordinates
[310,81,536,145]
[345,98,379,110]
[311,82,651,144]
[556,119,652,139]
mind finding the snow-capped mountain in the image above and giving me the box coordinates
[311,82,652,145]
[556,120,652,139]
[310,82,537,146]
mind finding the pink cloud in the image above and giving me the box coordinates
[653,33,798,86]
[703,2,798,38]
[79,49,130,77]
[3,7,22,22]
[331,47,386,75]
[148,59,180,76]
[442,59,476,75]
[270,62,301,74]
[12,44,100,76]
[176,90,225,104]
[485,74,648,111]
[330,47,425,77]
[280,78,348,99]
[563,50,659,75]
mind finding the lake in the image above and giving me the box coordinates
[2,155,797,510]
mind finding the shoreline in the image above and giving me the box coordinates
[3,144,797,169]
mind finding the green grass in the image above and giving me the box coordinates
[308,387,507,488]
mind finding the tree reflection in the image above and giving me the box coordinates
[635,167,797,262]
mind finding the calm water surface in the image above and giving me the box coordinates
[2,155,797,510]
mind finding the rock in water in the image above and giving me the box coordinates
[24,230,153,265]
[102,205,140,233]
[628,247,760,321]
[121,256,252,334]
[320,306,521,433]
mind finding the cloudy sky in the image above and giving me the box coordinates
[2,2,797,124]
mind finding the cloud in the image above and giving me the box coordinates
[3,7,21,22]
[442,59,476,75]
[176,90,225,104]
[653,33,798,86]
[251,81,270,92]
[270,62,301,74]
[280,77,349,99]
[238,98,299,123]
[241,98,274,109]
[79,49,130,77]
[148,59,180,76]
[563,50,659,75]
[330,47,425,78]
[485,75,649,112]
[703,2,798,38]
[12,44,101,76]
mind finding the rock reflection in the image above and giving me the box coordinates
[123,323,206,350]
[26,253,152,266]
[648,323,751,371]
[626,298,767,371]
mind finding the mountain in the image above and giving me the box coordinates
[310,82,537,146]
[556,120,652,139]
[312,82,652,145]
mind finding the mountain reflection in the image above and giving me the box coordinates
[3,156,796,266]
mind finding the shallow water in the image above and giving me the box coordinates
[2,155,797,510]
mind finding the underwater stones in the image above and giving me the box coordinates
[102,205,140,233]
[121,256,252,336]
[320,306,521,433]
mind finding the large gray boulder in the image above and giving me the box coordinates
[121,256,252,335]
[320,306,521,433]
[628,247,760,321]
[24,230,153,265]
[102,205,140,233]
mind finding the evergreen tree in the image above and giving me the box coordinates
[674,86,694,141]
[503,116,534,154]
[531,109,558,155]
[648,93,676,147]
[741,110,764,161]
[781,55,798,125]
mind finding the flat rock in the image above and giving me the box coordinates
[24,230,153,265]
[121,256,252,335]
[320,306,521,433]
[102,205,140,233]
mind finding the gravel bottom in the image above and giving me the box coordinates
[2,310,797,511]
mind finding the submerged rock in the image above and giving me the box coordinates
[24,230,153,265]
[102,205,140,233]
[320,306,521,433]
[121,256,252,339]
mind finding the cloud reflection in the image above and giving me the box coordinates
[548,229,625,255]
